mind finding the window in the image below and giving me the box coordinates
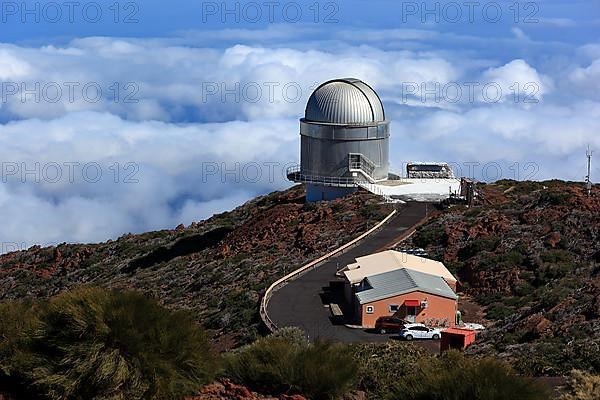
[366,306,374,314]
[389,304,399,313]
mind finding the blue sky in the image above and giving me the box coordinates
[4,1,598,45]
[0,0,598,250]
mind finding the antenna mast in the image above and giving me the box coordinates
[586,145,593,196]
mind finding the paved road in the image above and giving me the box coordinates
[267,202,438,350]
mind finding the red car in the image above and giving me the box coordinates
[374,316,408,334]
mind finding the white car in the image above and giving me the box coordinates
[398,323,441,340]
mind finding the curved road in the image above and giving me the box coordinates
[267,202,432,344]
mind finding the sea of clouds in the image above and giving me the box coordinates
[0,20,598,251]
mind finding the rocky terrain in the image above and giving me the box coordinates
[1,178,597,383]
[188,380,308,400]
[408,180,600,375]
[0,185,392,348]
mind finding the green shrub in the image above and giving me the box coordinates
[0,300,40,395]
[360,203,383,219]
[539,191,571,206]
[349,342,433,398]
[541,250,572,264]
[511,339,600,377]
[478,250,525,270]
[414,223,448,248]
[292,340,357,400]
[538,284,572,309]
[224,333,296,393]
[444,261,465,276]
[485,302,515,320]
[0,287,217,400]
[389,350,548,400]
[224,328,356,399]
[458,236,500,260]
[559,370,600,400]
[476,292,503,306]
[464,207,482,218]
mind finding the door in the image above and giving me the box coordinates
[406,306,417,323]
[415,326,429,338]
[409,327,423,339]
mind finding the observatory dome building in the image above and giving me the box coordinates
[288,78,390,201]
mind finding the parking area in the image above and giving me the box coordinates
[267,202,442,353]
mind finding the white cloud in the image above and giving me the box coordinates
[0,39,465,123]
[480,59,550,104]
[569,59,600,96]
[0,111,297,249]
[511,27,530,41]
[0,47,33,80]
[390,101,600,180]
[535,17,576,28]
[0,34,597,250]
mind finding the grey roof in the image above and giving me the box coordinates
[355,268,458,304]
[305,78,385,125]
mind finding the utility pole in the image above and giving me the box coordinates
[585,145,593,196]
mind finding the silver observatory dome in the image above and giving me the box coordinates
[305,79,385,125]
[289,78,391,201]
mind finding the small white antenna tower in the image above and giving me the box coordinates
[585,145,593,196]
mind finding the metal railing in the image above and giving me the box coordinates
[286,165,359,188]
[348,153,377,179]
[286,165,400,204]
[259,208,398,332]
[357,181,397,203]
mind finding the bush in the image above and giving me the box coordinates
[458,236,500,261]
[444,261,465,276]
[360,203,383,219]
[539,191,571,206]
[541,250,572,264]
[478,250,525,271]
[349,342,433,398]
[476,292,503,306]
[224,328,356,400]
[224,330,299,394]
[0,300,40,395]
[559,370,600,400]
[414,223,448,248]
[485,302,515,320]
[0,287,217,400]
[292,340,357,400]
[389,350,548,400]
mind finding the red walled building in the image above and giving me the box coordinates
[354,268,458,328]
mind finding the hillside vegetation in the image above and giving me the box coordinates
[410,180,600,375]
[220,329,548,400]
[0,185,391,348]
[1,180,598,399]
[1,296,550,400]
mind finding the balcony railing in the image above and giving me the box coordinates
[286,165,359,188]
[286,165,397,203]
